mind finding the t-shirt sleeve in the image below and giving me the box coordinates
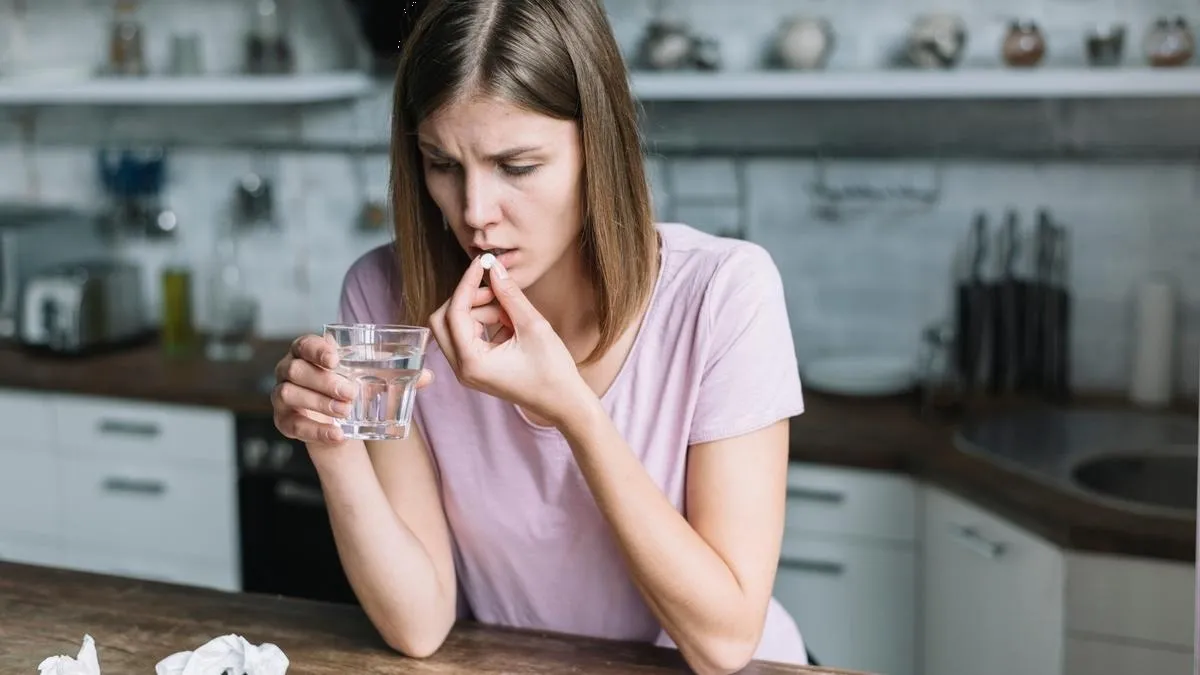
[689,242,804,445]
[337,245,400,325]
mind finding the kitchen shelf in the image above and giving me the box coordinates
[0,72,374,106]
[630,68,1200,101]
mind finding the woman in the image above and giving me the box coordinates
[270,0,808,672]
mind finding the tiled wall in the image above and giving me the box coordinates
[1,0,1198,394]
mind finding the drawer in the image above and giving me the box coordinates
[59,454,237,564]
[0,448,59,538]
[1065,636,1192,675]
[62,543,239,592]
[55,395,234,468]
[774,536,917,675]
[0,388,56,448]
[785,463,916,542]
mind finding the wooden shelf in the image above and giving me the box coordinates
[630,68,1200,101]
[0,72,374,106]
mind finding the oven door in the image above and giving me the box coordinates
[237,416,358,605]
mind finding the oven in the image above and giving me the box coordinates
[236,413,357,605]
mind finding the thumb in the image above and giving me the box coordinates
[488,262,542,329]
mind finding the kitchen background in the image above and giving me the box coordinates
[1,2,1198,675]
[1,0,1197,395]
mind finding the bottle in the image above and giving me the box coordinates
[205,223,258,362]
[160,264,196,358]
[108,0,148,76]
[1128,276,1177,407]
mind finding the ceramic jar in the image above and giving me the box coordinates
[775,16,834,70]
[1002,20,1046,67]
[1144,17,1194,67]
[907,14,968,69]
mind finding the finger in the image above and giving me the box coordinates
[446,257,488,352]
[429,303,458,370]
[292,334,337,369]
[469,303,508,327]
[282,355,354,401]
[487,260,545,331]
[279,410,343,444]
[273,380,351,418]
[415,368,434,389]
[472,286,496,308]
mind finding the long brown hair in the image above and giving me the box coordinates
[389,0,657,366]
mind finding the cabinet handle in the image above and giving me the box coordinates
[786,486,845,504]
[950,524,1006,559]
[275,479,326,507]
[102,476,167,496]
[778,557,845,576]
[98,419,161,438]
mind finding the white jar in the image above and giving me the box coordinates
[776,16,834,70]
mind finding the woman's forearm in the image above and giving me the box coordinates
[309,442,456,657]
[555,398,765,675]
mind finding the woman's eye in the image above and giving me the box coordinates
[427,160,459,173]
[502,164,538,177]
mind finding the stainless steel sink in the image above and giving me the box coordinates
[954,408,1198,519]
[1069,447,1196,515]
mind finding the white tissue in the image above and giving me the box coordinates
[155,634,288,675]
[38,634,101,675]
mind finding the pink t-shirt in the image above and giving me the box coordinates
[338,223,808,664]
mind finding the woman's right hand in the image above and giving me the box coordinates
[271,334,433,444]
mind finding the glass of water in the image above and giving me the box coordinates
[323,323,431,440]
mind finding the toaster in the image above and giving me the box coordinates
[19,260,149,354]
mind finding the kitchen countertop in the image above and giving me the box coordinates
[0,339,1194,562]
[0,562,862,674]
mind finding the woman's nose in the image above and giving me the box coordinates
[463,171,502,230]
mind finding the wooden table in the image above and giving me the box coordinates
[0,562,868,674]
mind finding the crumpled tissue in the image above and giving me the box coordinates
[155,634,289,675]
[38,634,101,675]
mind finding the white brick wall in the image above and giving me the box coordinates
[1,0,1197,394]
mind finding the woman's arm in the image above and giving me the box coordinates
[558,398,790,675]
[310,431,458,658]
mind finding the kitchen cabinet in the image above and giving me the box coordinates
[0,389,238,592]
[922,485,1195,675]
[776,463,917,675]
[922,485,1066,675]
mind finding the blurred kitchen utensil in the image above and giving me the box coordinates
[954,212,990,392]
[245,0,295,74]
[1086,24,1126,66]
[1042,221,1071,401]
[803,354,916,397]
[988,209,1024,394]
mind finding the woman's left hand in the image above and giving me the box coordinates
[429,255,590,426]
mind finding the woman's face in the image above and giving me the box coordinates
[417,95,585,290]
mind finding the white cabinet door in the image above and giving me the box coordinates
[922,486,1066,675]
[784,463,917,542]
[774,536,915,675]
[0,448,58,537]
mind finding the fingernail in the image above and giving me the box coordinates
[332,401,351,416]
[336,382,354,399]
[322,352,337,369]
[490,260,508,279]
[324,427,342,443]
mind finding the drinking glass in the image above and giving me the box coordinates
[323,323,430,440]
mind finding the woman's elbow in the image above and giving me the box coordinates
[377,611,455,659]
[682,635,759,675]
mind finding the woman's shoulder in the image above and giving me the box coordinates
[656,223,785,302]
[338,242,401,324]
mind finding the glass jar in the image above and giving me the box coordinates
[1145,17,1195,67]
[205,226,258,362]
[1002,20,1046,68]
[107,0,147,76]
[160,264,196,357]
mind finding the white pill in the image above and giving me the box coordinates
[480,252,497,270]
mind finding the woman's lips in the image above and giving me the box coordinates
[473,247,517,268]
